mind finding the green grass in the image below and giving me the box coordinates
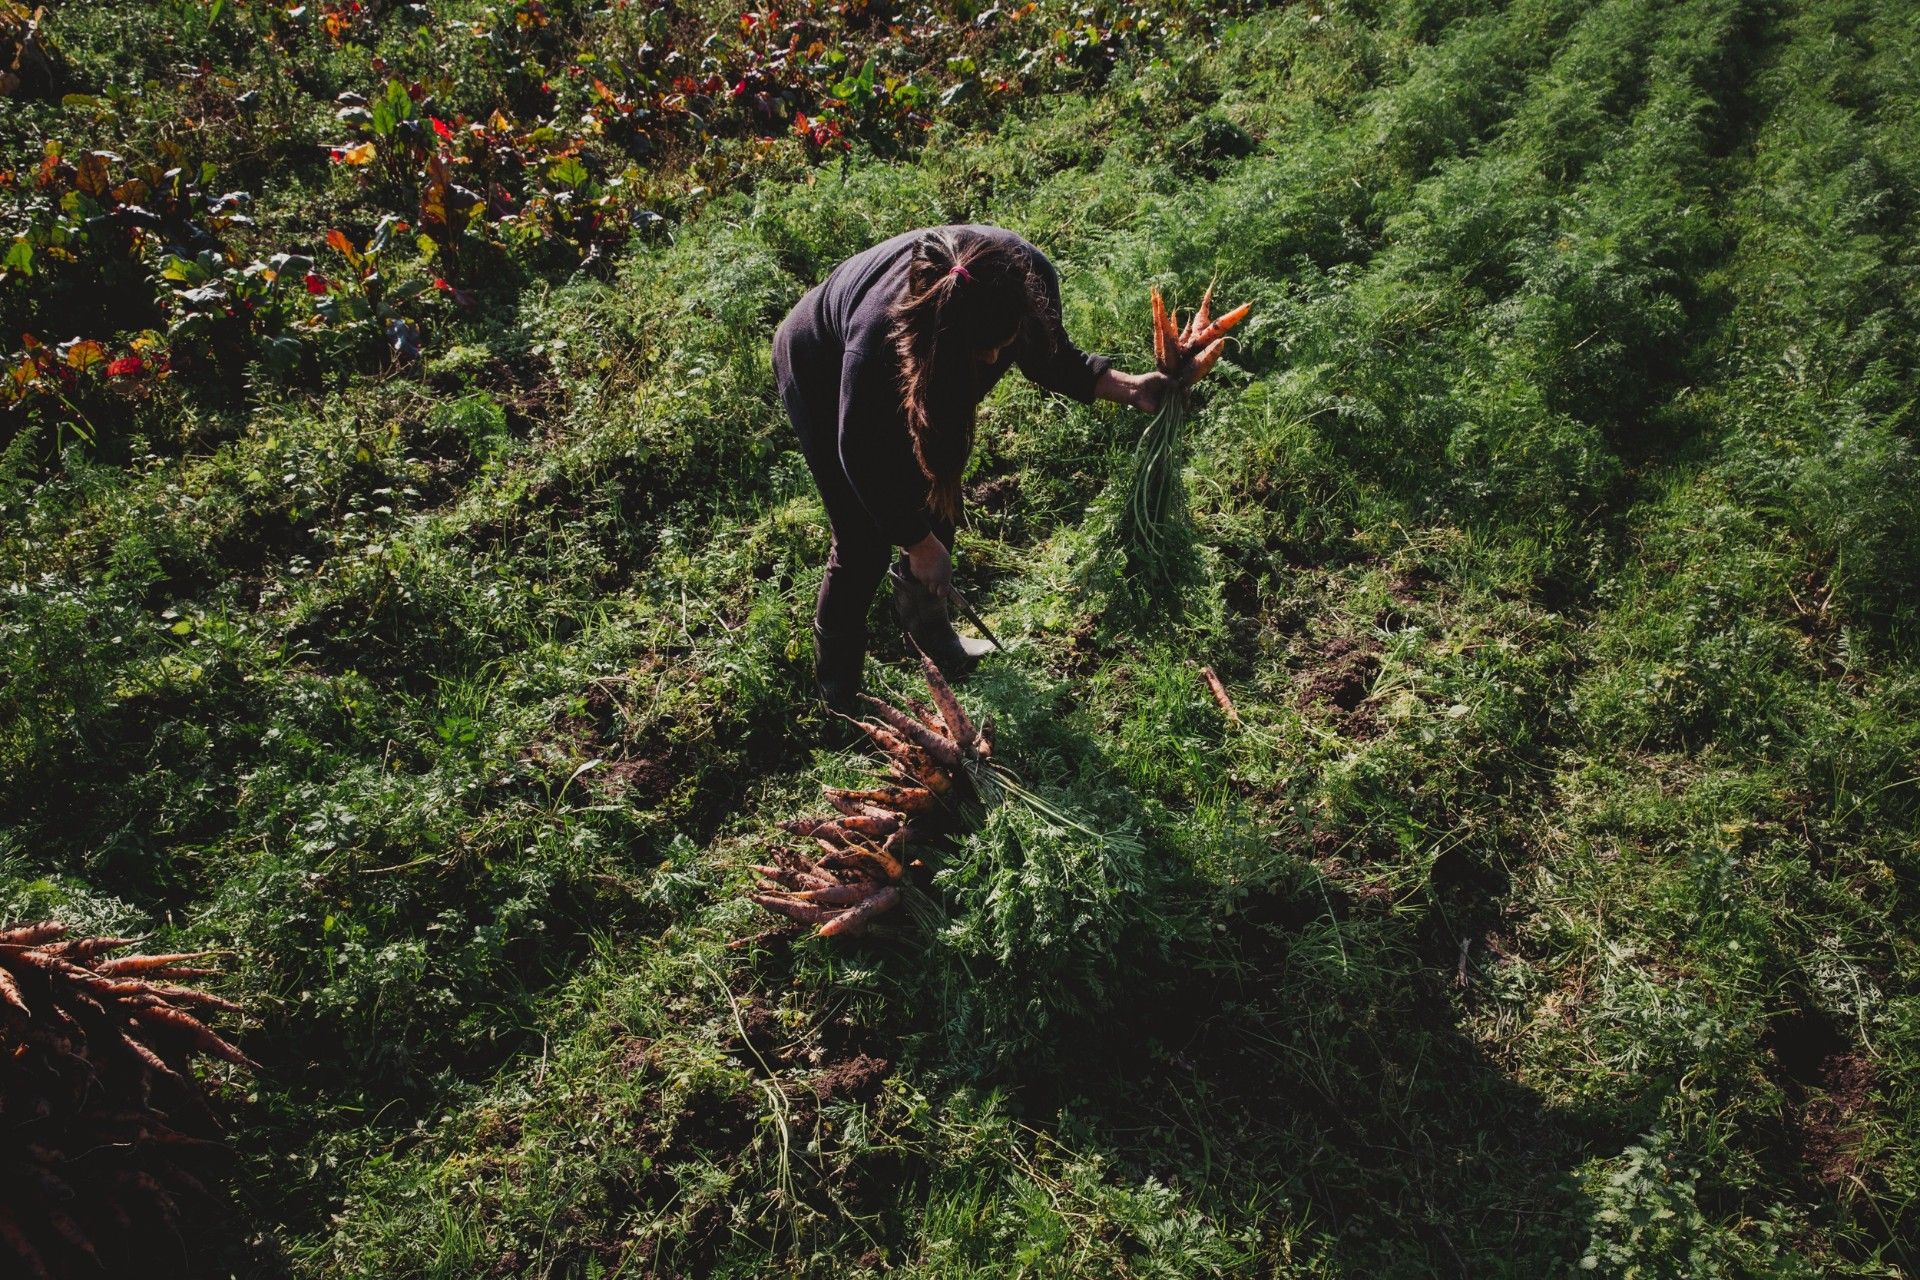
[4,0,1919,1275]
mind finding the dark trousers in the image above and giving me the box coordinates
[773,317,951,636]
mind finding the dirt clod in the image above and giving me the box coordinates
[812,1053,890,1102]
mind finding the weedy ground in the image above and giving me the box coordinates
[3,0,1918,1276]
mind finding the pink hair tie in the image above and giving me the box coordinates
[948,263,971,283]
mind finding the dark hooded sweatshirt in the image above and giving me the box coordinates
[773,225,1113,552]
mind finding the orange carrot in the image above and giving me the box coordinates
[1190,302,1250,347]
[1182,337,1227,384]
[824,785,939,817]
[93,951,217,977]
[132,1003,252,1067]
[757,861,834,892]
[906,696,947,736]
[823,794,900,824]
[45,936,138,962]
[0,922,68,947]
[835,812,900,840]
[1200,664,1241,724]
[105,981,242,1013]
[818,885,901,938]
[118,1030,190,1090]
[1186,280,1214,346]
[888,748,954,793]
[847,833,906,881]
[860,696,963,770]
[792,883,876,906]
[915,651,979,756]
[0,967,27,1015]
[1151,286,1170,370]
[850,717,919,766]
[749,894,840,925]
[772,847,838,889]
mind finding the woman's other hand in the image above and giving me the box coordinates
[905,531,953,598]
[1095,368,1174,412]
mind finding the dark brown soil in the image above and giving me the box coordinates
[1388,564,1431,604]
[967,473,1021,512]
[615,1036,655,1076]
[1299,635,1380,711]
[1297,634,1383,737]
[733,996,784,1057]
[1798,1051,1875,1188]
[593,755,673,801]
[812,1052,889,1103]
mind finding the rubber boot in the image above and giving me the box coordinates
[891,564,993,677]
[812,622,867,714]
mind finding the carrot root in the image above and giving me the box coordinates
[818,886,901,938]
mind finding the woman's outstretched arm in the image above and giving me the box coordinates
[1094,366,1173,412]
[1014,245,1169,412]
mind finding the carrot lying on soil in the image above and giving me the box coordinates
[757,865,834,893]
[1201,665,1241,724]
[790,883,878,906]
[47,936,140,962]
[851,718,919,765]
[772,847,839,887]
[94,952,219,977]
[916,652,980,754]
[749,894,840,925]
[132,1003,252,1067]
[0,922,70,947]
[833,812,900,841]
[846,832,906,881]
[825,785,940,817]
[889,749,954,793]
[818,886,901,938]
[860,696,964,771]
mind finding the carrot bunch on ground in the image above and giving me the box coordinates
[746,651,992,940]
[0,923,251,1279]
[1123,282,1252,582]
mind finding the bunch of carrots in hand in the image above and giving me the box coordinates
[1122,282,1252,583]
[1152,282,1251,384]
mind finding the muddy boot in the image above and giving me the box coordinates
[813,622,867,714]
[891,564,993,677]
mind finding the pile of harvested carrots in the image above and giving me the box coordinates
[747,651,989,940]
[0,923,250,1278]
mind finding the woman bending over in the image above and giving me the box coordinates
[773,224,1168,707]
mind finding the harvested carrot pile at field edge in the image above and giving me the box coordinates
[747,651,992,940]
[0,923,251,1279]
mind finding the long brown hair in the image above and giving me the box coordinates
[888,229,1053,523]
